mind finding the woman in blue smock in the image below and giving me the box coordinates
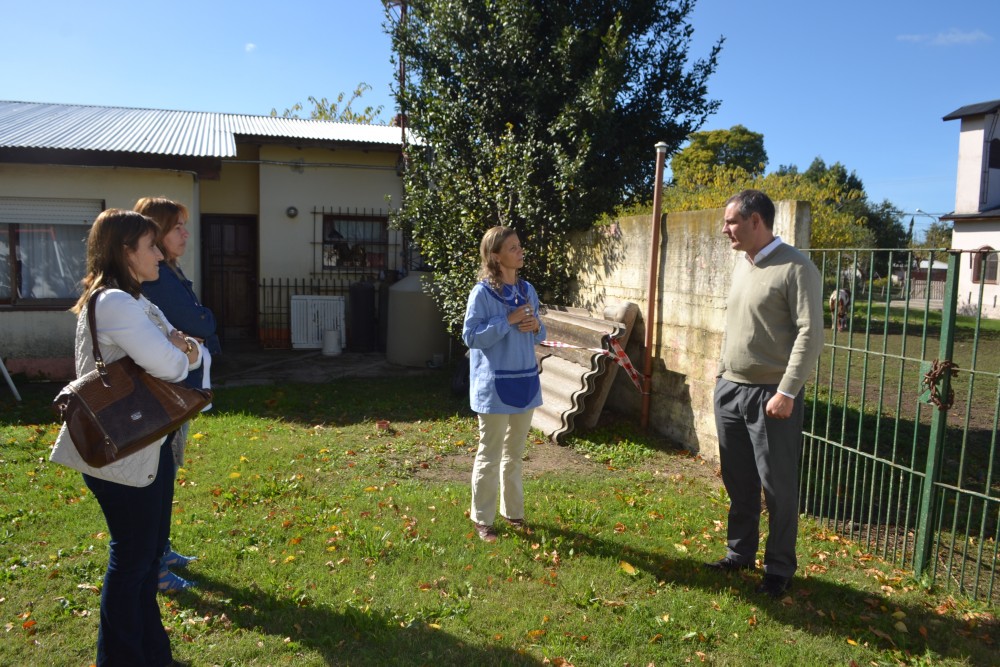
[462,226,545,542]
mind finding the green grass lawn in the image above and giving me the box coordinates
[2,374,997,666]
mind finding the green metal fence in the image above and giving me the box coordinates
[803,248,999,602]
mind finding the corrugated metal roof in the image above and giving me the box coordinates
[0,101,402,158]
[942,99,1000,121]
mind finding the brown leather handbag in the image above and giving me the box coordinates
[52,291,213,468]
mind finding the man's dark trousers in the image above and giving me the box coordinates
[713,378,804,578]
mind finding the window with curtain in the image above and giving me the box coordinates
[0,227,10,300]
[0,197,100,306]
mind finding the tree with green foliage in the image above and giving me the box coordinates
[669,125,767,186]
[856,199,907,249]
[800,158,908,250]
[271,83,385,124]
[914,220,954,249]
[661,163,875,249]
[666,137,909,250]
[906,219,953,266]
[802,156,864,193]
[389,0,722,333]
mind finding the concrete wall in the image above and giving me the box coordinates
[0,164,197,378]
[568,201,811,462]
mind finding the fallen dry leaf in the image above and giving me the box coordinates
[544,658,575,667]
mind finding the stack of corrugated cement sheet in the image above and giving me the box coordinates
[532,302,638,443]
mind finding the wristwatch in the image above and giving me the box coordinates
[183,337,196,355]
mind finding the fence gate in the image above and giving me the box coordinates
[803,248,999,602]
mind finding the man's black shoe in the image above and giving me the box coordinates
[756,574,791,598]
[704,556,754,571]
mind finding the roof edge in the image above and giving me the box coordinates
[942,99,1000,121]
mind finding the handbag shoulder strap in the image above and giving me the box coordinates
[86,289,112,386]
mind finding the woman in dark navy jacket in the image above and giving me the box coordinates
[136,196,220,592]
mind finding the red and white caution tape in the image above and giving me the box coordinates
[540,337,642,391]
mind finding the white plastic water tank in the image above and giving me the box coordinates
[386,271,450,367]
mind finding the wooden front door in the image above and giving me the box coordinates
[202,215,258,343]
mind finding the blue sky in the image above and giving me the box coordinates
[2,0,996,240]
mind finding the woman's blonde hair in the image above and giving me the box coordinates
[72,209,159,313]
[133,196,189,264]
[477,225,518,289]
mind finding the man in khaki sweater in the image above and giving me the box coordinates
[707,189,824,598]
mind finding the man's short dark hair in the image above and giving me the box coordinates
[726,189,775,229]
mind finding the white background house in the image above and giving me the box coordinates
[1,101,406,379]
[942,99,1000,318]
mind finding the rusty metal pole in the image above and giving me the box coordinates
[641,142,669,429]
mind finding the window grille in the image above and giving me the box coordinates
[312,207,399,278]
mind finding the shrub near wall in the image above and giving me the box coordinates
[567,202,811,461]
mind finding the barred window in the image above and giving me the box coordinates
[320,212,389,274]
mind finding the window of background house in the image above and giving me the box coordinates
[0,197,102,306]
[972,246,998,284]
[989,138,1000,169]
[321,213,389,273]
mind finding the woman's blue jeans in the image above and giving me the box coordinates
[83,437,174,667]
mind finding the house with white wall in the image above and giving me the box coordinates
[942,99,1000,318]
[0,101,406,379]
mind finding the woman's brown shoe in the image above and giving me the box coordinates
[475,523,497,543]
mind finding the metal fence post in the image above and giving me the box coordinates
[913,251,961,575]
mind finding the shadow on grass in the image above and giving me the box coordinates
[0,380,61,426]
[0,371,470,432]
[208,374,472,428]
[531,523,997,666]
[802,392,999,539]
[183,573,542,666]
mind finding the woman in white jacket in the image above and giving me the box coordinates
[50,209,201,667]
